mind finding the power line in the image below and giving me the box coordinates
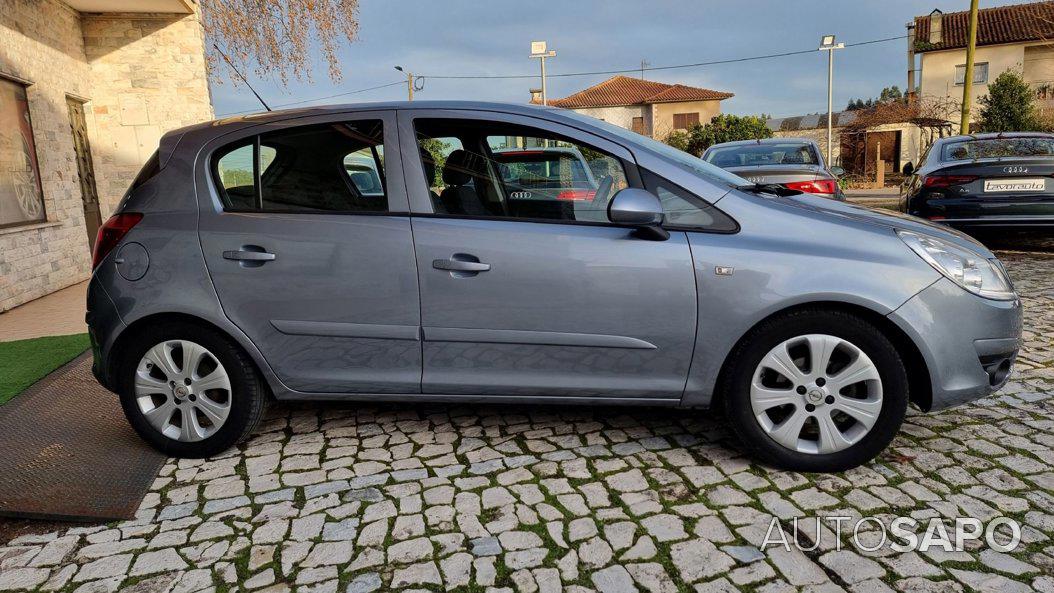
[215,80,406,117]
[213,34,909,115]
[419,35,909,81]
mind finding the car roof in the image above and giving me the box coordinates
[935,132,1054,144]
[172,101,564,137]
[159,101,616,167]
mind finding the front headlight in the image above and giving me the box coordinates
[897,230,1016,300]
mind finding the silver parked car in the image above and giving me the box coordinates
[87,102,1020,472]
[702,138,846,200]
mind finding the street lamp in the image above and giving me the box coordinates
[529,41,557,106]
[395,65,414,101]
[818,35,844,163]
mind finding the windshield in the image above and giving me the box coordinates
[941,137,1054,161]
[704,143,819,167]
[559,110,749,188]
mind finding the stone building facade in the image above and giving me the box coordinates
[0,0,212,312]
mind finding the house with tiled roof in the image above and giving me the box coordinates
[534,75,733,140]
[912,1,1054,128]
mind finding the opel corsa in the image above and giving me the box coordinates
[87,102,1022,472]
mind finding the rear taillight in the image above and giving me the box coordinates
[783,180,838,194]
[923,174,978,188]
[556,189,596,201]
[92,213,142,270]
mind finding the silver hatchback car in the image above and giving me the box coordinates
[87,101,1021,472]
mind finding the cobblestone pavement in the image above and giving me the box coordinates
[1,253,1052,593]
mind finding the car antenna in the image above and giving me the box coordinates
[213,43,272,112]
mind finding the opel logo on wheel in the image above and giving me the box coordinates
[1003,166,1028,173]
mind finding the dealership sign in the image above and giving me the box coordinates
[762,516,1021,553]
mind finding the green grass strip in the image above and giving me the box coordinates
[0,333,90,405]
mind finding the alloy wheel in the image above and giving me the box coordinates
[750,334,883,455]
[134,340,232,442]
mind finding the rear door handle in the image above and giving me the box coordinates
[433,253,490,277]
[223,250,276,262]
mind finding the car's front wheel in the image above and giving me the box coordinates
[723,310,909,472]
[117,323,266,458]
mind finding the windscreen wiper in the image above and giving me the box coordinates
[737,183,803,197]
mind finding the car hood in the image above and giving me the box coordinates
[771,192,997,258]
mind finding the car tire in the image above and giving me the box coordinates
[721,309,908,472]
[117,322,267,458]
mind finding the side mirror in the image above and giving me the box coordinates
[829,165,846,177]
[607,188,669,240]
[902,162,915,176]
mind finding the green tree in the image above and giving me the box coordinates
[418,137,451,187]
[666,114,772,155]
[977,70,1044,132]
[847,86,903,111]
[879,85,903,102]
[665,130,691,152]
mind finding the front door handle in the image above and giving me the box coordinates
[433,253,490,277]
[223,250,276,262]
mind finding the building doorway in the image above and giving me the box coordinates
[67,97,101,249]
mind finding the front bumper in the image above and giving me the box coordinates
[887,277,1022,411]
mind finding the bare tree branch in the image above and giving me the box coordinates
[201,0,360,86]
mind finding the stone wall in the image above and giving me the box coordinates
[0,0,95,312]
[82,11,213,214]
[0,1,212,312]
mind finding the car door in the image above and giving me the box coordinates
[198,111,422,394]
[399,109,697,400]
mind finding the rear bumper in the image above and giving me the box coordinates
[887,278,1022,411]
[937,216,1054,228]
[85,276,125,392]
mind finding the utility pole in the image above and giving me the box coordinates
[960,0,980,133]
[395,66,414,101]
[529,41,556,106]
[906,21,916,103]
[818,35,845,164]
[640,59,650,79]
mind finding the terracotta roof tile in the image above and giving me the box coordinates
[548,75,733,108]
[914,1,1054,52]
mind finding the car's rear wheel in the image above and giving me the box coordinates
[722,309,908,472]
[117,323,266,458]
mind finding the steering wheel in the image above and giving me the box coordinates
[590,175,614,209]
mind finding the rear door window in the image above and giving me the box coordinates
[215,143,256,209]
[212,120,388,213]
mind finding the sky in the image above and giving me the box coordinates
[209,0,1015,120]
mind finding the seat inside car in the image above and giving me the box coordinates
[438,149,494,216]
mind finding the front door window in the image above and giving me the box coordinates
[414,119,628,223]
